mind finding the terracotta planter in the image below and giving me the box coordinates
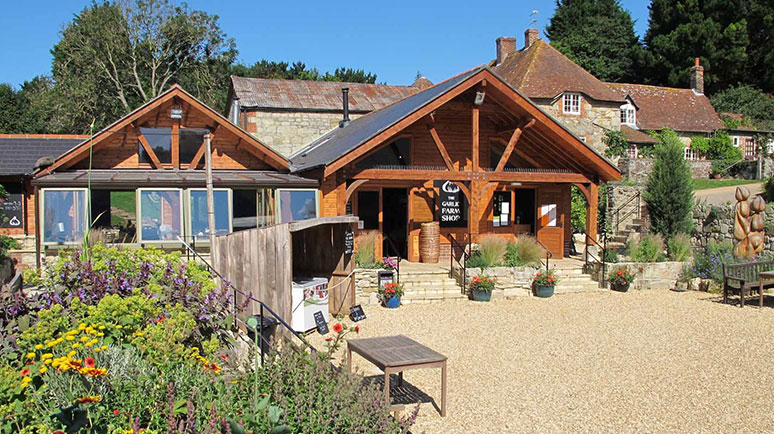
[534,284,554,298]
[472,290,492,302]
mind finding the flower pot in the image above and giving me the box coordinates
[611,282,630,292]
[472,289,492,302]
[384,296,401,309]
[534,284,554,298]
[712,173,722,179]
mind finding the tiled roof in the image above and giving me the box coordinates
[0,136,87,176]
[491,39,624,103]
[620,125,658,144]
[230,76,421,112]
[607,83,724,132]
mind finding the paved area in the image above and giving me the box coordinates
[316,289,774,433]
[695,182,763,205]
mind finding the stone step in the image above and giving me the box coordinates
[400,277,458,284]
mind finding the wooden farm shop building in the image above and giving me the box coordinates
[289,67,621,261]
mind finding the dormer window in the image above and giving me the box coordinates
[620,102,636,127]
[562,93,581,115]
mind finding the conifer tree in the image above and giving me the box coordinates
[644,129,695,237]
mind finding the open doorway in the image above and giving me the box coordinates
[513,189,536,234]
[382,188,408,258]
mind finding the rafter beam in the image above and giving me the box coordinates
[187,136,207,169]
[426,116,455,171]
[495,118,535,172]
[353,168,591,184]
[138,133,163,168]
[344,179,369,204]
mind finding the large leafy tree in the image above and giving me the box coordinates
[230,61,377,83]
[545,0,644,82]
[643,0,770,93]
[52,0,237,132]
[710,84,774,121]
[0,84,25,133]
[645,128,695,237]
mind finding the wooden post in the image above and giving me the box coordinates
[586,182,599,241]
[204,132,217,260]
[171,120,180,168]
[472,106,480,171]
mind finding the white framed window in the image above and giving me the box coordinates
[275,189,319,224]
[40,188,88,244]
[628,145,639,159]
[137,188,183,242]
[684,147,700,161]
[186,189,232,241]
[733,136,740,147]
[562,93,581,115]
[620,102,636,126]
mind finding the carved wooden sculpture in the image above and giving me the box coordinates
[733,186,767,258]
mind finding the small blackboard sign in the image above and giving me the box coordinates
[313,311,329,335]
[344,230,354,254]
[0,192,23,229]
[349,305,366,322]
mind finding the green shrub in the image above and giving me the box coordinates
[764,176,774,202]
[603,248,619,263]
[667,233,693,262]
[465,252,488,269]
[504,235,545,267]
[476,235,508,268]
[686,240,736,282]
[645,128,695,237]
[691,131,742,161]
[0,236,19,260]
[22,268,41,287]
[627,233,666,262]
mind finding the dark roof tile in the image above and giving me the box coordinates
[0,137,85,176]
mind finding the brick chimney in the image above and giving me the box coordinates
[690,57,704,95]
[524,28,539,48]
[496,37,516,65]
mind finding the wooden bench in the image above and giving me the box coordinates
[722,261,774,307]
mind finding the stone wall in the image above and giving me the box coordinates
[601,261,687,290]
[618,158,712,182]
[7,235,36,270]
[354,268,381,306]
[245,110,364,157]
[692,203,774,252]
[534,98,620,155]
[453,265,538,298]
[607,183,648,235]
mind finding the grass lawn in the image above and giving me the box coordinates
[109,191,136,226]
[691,178,759,191]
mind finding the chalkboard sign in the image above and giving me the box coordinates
[349,305,366,322]
[0,191,23,229]
[434,180,468,228]
[313,311,329,335]
[344,230,354,254]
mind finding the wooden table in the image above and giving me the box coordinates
[759,271,774,308]
[347,335,447,416]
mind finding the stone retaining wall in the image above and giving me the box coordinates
[602,261,687,290]
[453,265,538,298]
[354,268,382,306]
[619,158,712,182]
[692,203,774,251]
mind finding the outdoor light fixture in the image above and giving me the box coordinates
[510,182,522,186]
[170,104,183,119]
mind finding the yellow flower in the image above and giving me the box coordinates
[72,343,80,349]
[93,348,101,353]
[65,335,75,341]
[74,395,101,404]
[34,344,43,350]
[20,377,32,389]
[80,336,89,342]
[98,325,106,330]
[78,323,86,331]
[39,366,48,374]
[67,351,77,358]
[135,332,144,337]
[115,325,123,329]
[41,353,53,360]
[26,352,35,359]
[89,339,98,345]
[100,345,108,351]
[66,330,78,336]
[46,341,56,348]
[44,359,52,365]
[97,332,104,337]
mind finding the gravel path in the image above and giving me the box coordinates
[311,290,774,433]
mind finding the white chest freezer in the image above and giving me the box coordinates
[291,277,329,333]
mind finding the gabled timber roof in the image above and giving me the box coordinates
[290,66,621,182]
[0,135,88,176]
[37,85,289,176]
[607,82,724,133]
[491,39,625,103]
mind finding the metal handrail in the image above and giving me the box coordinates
[449,234,471,294]
[533,238,553,271]
[177,237,317,366]
[382,235,401,284]
[584,233,608,288]
[614,190,641,234]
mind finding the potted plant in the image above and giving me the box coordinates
[470,275,495,302]
[379,282,404,308]
[532,269,558,298]
[608,267,636,292]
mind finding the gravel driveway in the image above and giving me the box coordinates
[314,290,774,433]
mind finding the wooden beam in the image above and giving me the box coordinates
[138,133,163,168]
[171,120,180,168]
[451,181,471,202]
[587,182,599,240]
[494,118,535,172]
[187,136,207,169]
[491,137,544,169]
[472,106,480,171]
[427,122,455,171]
[344,179,369,204]
[352,168,591,184]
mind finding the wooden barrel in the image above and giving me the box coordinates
[419,222,440,263]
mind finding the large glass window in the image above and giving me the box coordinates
[232,190,257,231]
[180,129,208,164]
[188,189,231,240]
[138,189,182,241]
[139,128,172,164]
[277,189,318,223]
[42,189,87,244]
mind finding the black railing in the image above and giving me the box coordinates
[534,238,553,271]
[177,237,316,366]
[584,232,608,289]
[449,234,471,294]
[382,235,401,284]
[614,190,641,234]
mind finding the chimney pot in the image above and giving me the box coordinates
[524,28,539,48]
[690,58,704,95]
[339,88,350,128]
[496,37,516,65]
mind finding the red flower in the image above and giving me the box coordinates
[84,357,95,368]
[53,432,65,434]
[156,317,164,324]
[325,337,333,342]
[354,325,360,334]
[219,354,228,362]
[332,323,343,333]
[26,361,34,365]
[113,409,120,415]
[20,368,30,377]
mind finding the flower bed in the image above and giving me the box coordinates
[0,245,413,433]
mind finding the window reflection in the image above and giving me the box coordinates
[43,190,87,243]
[139,190,181,241]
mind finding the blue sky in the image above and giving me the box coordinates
[0,1,651,88]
